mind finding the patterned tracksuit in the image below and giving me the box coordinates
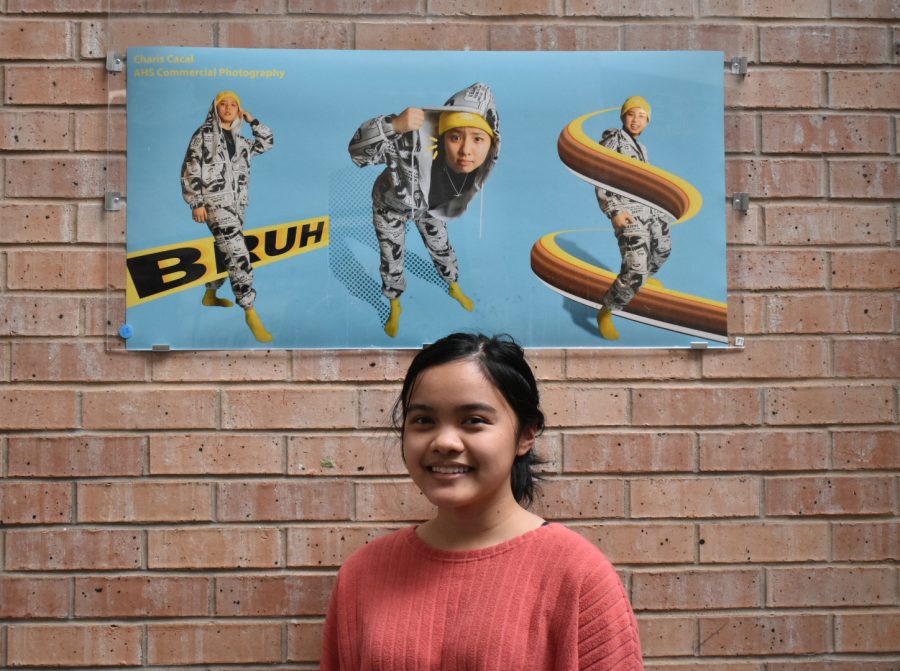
[348,83,500,300]
[595,128,673,311]
[181,101,274,308]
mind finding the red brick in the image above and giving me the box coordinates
[700,430,828,472]
[570,523,695,564]
[728,293,766,335]
[356,22,489,50]
[699,614,828,655]
[633,569,762,610]
[152,350,290,381]
[533,477,626,519]
[727,158,824,198]
[0,577,68,618]
[761,26,891,65]
[83,294,127,337]
[74,109,125,152]
[145,0,283,11]
[288,0,419,12]
[769,664,897,671]
[220,18,353,48]
[6,528,142,570]
[287,525,400,567]
[8,624,142,667]
[293,349,414,382]
[632,476,759,518]
[75,576,210,617]
[564,431,693,473]
[524,349,567,381]
[222,387,356,429]
[288,434,405,476]
[4,65,107,105]
[701,0,827,16]
[355,481,434,521]
[217,480,352,521]
[766,384,894,425]
[768,567,895,607]
[357,387,399,428]
[9,435,143,477]
[633,387,760,426]
[765,113,891,154]
[832,250,900,290]
[76,202,125,244]
[764,204,893,245]
[730,249,827,290]
[567,0,692,15]
[80,19,215,58]
[727,70,824,109]
[725,113,757,153]
[830,71,900,109]
[287,621,325,663]
[833,522,898,561]
[78,481,212,523]
[702,338,829,379]
[646,664,760,671]
[149,433,283,474]
[0,203,73,243]
[831,159,899,199]
[832,0,899,18]
[0,20,72,59]
[765,293,894,334]
[0,482,70,525]
[432,0,554,14]
[0,110,70,150]
[0,296,81,336]
[833,429,900,469]
[147,622,281,665]
[835,612,900,653]
[624,23,754,54]
[637,616,694,656]
[728,204,762,244]
[0,389,77,429]
[834,338,900,379]
[83,388,217,430]
[699,522,829,563]
[215,574,334,615]
[489,24,619,50]
[12,341,145,381]
[765,475,894,516]
[7,0,142,10]
[8,248,121,290]
[5,157,125,198]
[542,385,628,426]
[565,350,697,380]
[148,527,281,568]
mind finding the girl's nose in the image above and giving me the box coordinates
[430,427,463,452]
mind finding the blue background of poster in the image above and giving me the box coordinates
[126,47,726,349]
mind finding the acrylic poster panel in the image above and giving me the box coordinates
[125,48,726,349]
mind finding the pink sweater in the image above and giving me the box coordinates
[321,523,643,670]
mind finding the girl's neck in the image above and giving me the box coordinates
[416,500,544,551]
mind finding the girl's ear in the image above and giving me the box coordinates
[515,423,537,457]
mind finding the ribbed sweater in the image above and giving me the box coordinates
[321,523,643,670]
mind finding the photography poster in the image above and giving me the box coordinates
[125,47,727,350]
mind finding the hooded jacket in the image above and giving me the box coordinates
[181,99,274,211]
[348,82,500,222]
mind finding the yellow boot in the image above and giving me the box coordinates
[596,307,620,340]
[202,287,234,308]
[244,307,273,343]
[448,282,474,311]
[384,298,402,338]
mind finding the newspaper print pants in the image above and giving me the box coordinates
[601,208,671,311]
[205,204,255,309]
[373,204,459,300]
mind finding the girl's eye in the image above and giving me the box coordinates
[463,416,487,425]
[408,415,432,425]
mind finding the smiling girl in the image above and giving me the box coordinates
[321,333,643,670]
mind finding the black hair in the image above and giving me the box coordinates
[392,332,545,506]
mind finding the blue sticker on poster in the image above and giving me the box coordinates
[125,47,727,349]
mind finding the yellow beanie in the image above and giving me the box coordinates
[620,95,651,122]
[215,90,241,108]
[438,111,494,138]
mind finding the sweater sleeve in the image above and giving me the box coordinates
[577,559,644,670]
[348,114,401,168]
[248,119,274,157]
[180,129,205,210]
[594,129,634,220]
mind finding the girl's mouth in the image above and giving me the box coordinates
[429,465,473,474]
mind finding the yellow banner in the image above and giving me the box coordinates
[126,216,329,307]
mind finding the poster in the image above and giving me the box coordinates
[125,47,727,350]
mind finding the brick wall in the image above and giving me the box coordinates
[1,1,897,668]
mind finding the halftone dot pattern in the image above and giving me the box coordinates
[328,167,447,327]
